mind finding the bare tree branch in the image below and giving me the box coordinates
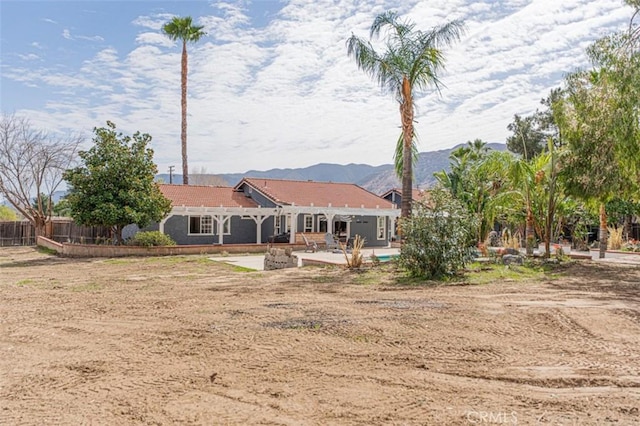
[0,113,83,236]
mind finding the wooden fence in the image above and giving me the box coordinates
[0,220,110,247]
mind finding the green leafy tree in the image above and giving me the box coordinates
[559,32,640,258]
[63,121,172,244]
[398,187,477,279]
[347,11,465,219]
[53,198,72,217]
[0,205,17,221]
[605,198,640,239]
[506,88,565,160]
[162,16,206,185]
[506,114,546,160]
[435,139,506,244]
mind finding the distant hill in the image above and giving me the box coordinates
[157,143,507,195]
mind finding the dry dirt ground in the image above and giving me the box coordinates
[1,247,639,425]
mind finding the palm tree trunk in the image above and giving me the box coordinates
[525,206,535,256]
[400,77,413,220]
[599,202,607,259]
[181,40,189,185]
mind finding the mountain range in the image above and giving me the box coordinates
[157,143,507,195]
[1,143,507,212]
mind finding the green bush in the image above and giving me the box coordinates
[129,231,176,247]
[398,187,477,279]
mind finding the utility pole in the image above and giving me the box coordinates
[168,166,174,184]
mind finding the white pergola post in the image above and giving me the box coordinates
[289,212,299,244]
[215,215,231,245]
[322,212,335,234]
[248,214,269,244]
[158,215,170,234]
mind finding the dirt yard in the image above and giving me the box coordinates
[1,247,639,425]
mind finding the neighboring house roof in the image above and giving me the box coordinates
[158,184,258,208]
[236,178,395,209]
[381,188,428,202]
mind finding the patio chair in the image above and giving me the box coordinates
[301,233,318,253]
[324,232,340,251]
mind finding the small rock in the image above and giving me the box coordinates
[502,254,524,265]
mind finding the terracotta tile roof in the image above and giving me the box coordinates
[159,184,258,208]
[237,178,395,209]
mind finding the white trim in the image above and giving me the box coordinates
[376,216,386,240]
[303,214,313,232]
[216,216,231,235]
[188,215,214,235]
[164,205,400,245]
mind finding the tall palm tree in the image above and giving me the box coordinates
[347,11,465,218]
[162,16,206,185]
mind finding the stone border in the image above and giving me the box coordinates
[37,236,287,258]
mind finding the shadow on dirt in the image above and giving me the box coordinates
[0,254,93,268]
[549,262,640,303]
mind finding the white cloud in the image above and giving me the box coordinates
[4,0,635,174]
[77,34,105,42]
[17,53,40,61]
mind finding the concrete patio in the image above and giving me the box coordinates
[210,247,401,271]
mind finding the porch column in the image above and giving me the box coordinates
[390,216,397,241]
[216,215,231,245]
[323,212,335,234]
[248,214,269,244]
[289,212,299,244]
[159,213,172,234]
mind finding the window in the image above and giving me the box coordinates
[318,217,328,233]
[189,215,213,234]
[274,216,282,234]
[304,215,313,232]
[377,216,386,240]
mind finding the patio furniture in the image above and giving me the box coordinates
[301,234,318,253]
[324,232,339,251]
[268,232,290,243]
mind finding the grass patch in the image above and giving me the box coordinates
[102,258,133,265]
[461,262,550,285]
[37,246,58,255]
[311,275,336,283]
[384,260,559,287]
[16,279,35,286]
[230,265,257,273]
[352,270,381,285]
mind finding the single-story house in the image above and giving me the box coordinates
[151,178,400,247]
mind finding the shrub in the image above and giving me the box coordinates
[501,228,521,250]
[398,187,477,279]
[129,231,176,247]
[340,234,365,268]
[607,226,623,250]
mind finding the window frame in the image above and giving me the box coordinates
[188,215,213,235]
[376,216,386,240]
[303,214,314,232]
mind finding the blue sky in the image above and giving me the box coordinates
[0,0,634,175]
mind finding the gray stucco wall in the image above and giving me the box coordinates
[160,215,259,245]
[350,215,389,247]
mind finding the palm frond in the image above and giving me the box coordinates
[393,130,419,179]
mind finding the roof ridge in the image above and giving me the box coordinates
[243,177,356,186]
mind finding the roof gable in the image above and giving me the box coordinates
[159,184,258,208]
[381,188,428,202]
[236,178,394,209]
